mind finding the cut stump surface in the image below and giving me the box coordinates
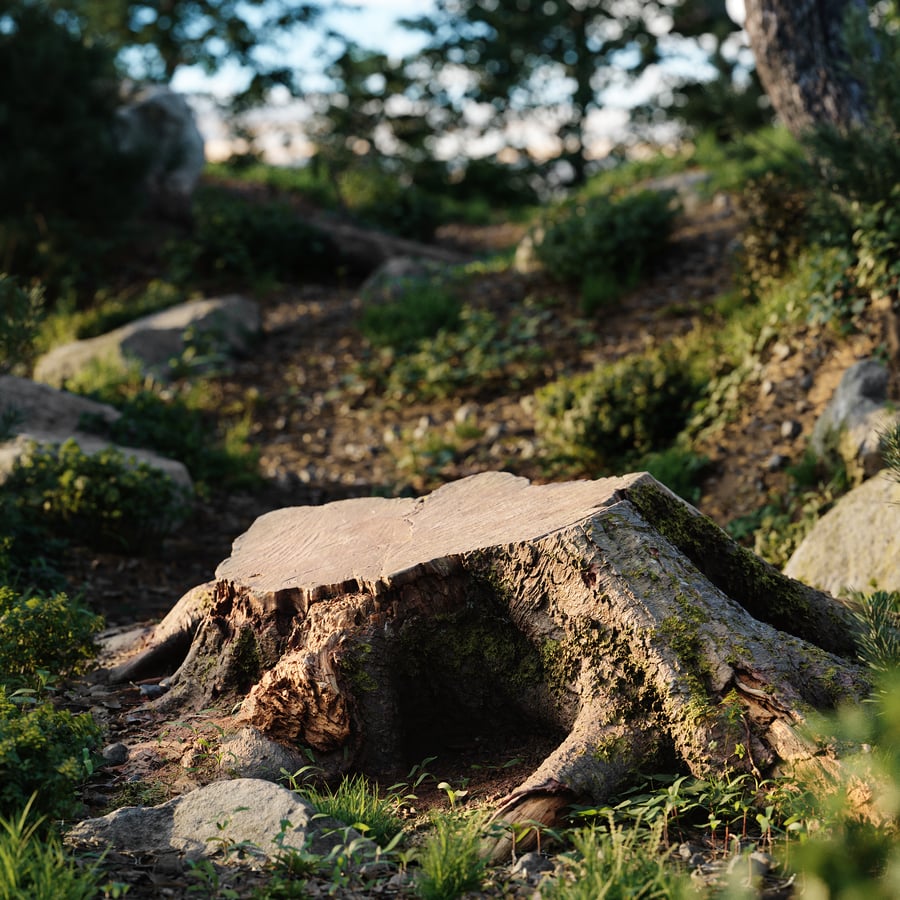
[118,472,868,861]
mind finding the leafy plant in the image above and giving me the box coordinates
[79,380,261,493]
[166,187,341,288]
[534,344,703,471]
[3,439,191,553]
[0,587,101,686]
[533,189,679,310]
[0,275,44,376]
[360,283,462,353]
[0,690,101,819]
[726,450,850,568]
[639,446,710,505]
[542,816,689,900]
[416,810,489,900]
[735,170,811,291]
[0,796,101,899]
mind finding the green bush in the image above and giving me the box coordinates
[533,189,679,310]
[0,587,101,686]
[167,188,341,287]
[3,439,191,553]
[0,275,43,376]
[360,284,462,353]
[852,184,900,300]
[337,165,440,240]
[534,345,703,470]
[369,306,548,402]
[79,385,260,493]
[736,171,812,289]
[0,690,100,820]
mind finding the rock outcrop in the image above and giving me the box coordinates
[33,295,260,388]
[784,472,900,597]
[66,778,372,862]
[810,359,899,481]
[0,375,191,491]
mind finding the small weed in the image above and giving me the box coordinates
[0,796,101,899]
[416,809,489,900]
[541,815,689,900]
[298,773,405,848]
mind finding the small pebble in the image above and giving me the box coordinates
[765,453,789,471]
[780,420,801,440]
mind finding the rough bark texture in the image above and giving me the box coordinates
[744,0,870,135]
[115,472,868,861]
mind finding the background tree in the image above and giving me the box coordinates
[402,0,660,187]
[45,0,323,106]
[650,0,771,141]
[742,0,872,136]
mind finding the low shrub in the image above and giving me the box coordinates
[534,345,703,471]
[3,439,191,553]
[360,283,462,353]
[0,691,100,820]
[80,384,261,493]
[0,275,44,376]
[337,165,441,239]
[533,189,679,311]
[167,188,341,287]
[736,171,812,290]
[373,306,548,402]
[0,587,101,686]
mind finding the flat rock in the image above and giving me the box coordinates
[65,778,370,862]
[33,295,260,387]
[0,375,192,490]
[785,472,900,597]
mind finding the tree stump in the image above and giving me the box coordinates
[115,472,868,861]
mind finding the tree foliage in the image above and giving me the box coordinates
[44,0,322,104]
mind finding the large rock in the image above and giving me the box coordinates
[784,472,900,598]
[116,86,205,221]
[0,375,192,491]
[66,778,371,862]
[33,295,260,388]
[810,359,900,481]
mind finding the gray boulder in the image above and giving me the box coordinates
[810,359,900,481]
[116,86,205,221]
[0,374,192,492]
[33,295,260,388]
[784,472,900,598]
[65,778,372,862]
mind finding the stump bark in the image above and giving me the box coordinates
[114,472,868,861]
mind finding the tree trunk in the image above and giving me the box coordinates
[110,472,868,861]
[743,0,871,135]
